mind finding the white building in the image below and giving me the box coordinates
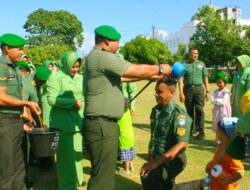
[155,6,250,53]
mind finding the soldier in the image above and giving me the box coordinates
[83,25,172,190]
[179,47,210,139]
[0,33,40,190]
[34,66,52,128]
[140,78,192,190]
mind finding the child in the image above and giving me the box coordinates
[117,109,135,174]
[116,53,136,175]
[205,117,244,190]
[210,72,231,145]
[226,90,250,160]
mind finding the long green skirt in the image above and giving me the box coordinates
[56,131,83,190]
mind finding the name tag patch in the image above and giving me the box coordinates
[8,75,16,80]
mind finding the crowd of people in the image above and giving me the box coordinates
[0,25,249,190]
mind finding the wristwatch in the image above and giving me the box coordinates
[158,64,164,74]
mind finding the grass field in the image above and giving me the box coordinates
[30,81,250,190]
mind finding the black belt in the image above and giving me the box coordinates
[85,115,118,122]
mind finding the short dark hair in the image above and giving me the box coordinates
[95,34,107,44]
[0,42,6,50]
[157,77,177,86]
[189,47,198,52]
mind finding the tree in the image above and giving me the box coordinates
[245,26,250,39]
[190,6,247,67]
[172,43,188,63]
[243,26,250,55]
[24,45,70,65]
[23,9,83,50]
[120,36,172,64]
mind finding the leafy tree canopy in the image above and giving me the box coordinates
[23,8,83,50]
[24,45,70,65]
[172,43,188,63]
[120,36,172,64]
[190,6,248,67]
[245,26,250,39]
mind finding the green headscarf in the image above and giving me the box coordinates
[237,55,250,70]
[60,52,81,75]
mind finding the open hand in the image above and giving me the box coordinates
[140,160,158,177]
[74,100,82,110]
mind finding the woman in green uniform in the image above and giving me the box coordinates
[231,54,250,117]
[47,52,84,189]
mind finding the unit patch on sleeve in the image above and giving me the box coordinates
[177,114,186,136]
[177,127,186,136]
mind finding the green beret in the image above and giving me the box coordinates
[215,71,229,83]
[16,61,31,72]
[95,25,121,40]
[0,33,26,47]
[35,66,51,81]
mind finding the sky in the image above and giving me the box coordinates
[1,0,249,56]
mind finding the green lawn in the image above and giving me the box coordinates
[30,81,250,190]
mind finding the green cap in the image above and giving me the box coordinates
[0,33,26,47]
[35,66,51,81]
[215,71,229,83]
[16,61,31,72]
[95,25,121,40]
[225,136,245,159]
